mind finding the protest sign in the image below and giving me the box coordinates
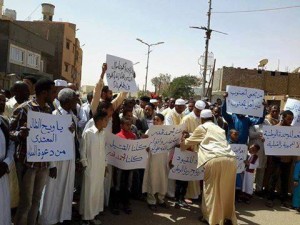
[263,125,300,156]
[168,148,204,181]
[226,85,264,117]
[27,111,74,162]
[105,132,150,170]
[230,144,248,173]
[147,124,186,154]
[284,98,300,126]
[106,54,138,92]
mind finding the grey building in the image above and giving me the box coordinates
[0,19,55,89]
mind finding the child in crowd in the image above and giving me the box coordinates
[114,118,137,214]
[242,144,260,204]
[142,113,169,211]
[80,110,109,225]
[228,129,239,144]
[292,156,300,212]
[228,129,243,202]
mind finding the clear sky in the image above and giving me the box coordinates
[5,0,300,91]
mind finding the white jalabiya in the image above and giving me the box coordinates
[0,119,15,225]
[165,108,183,198]
[242,154,259,195]
[142,130,168,196]
[39,107,76,225]
[181,112,201,199]
[80,125,106,220]
[83,118,112,207]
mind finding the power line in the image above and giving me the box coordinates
[24,4,41,20]
[212,5,300,14]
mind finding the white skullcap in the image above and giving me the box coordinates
[195,100,206,110]
[175,98,186,106]
[150,99,158,103]
[200,109,213,118]
[54,79,68,87]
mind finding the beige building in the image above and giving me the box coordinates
[15,3,83,88]
[212,66,300,108]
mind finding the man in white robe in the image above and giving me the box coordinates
[165,98,186,198]
[39,88,77,225]
[0,93,15,225]
[181,100,206,200]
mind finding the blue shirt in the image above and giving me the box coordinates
[222,101,265,144]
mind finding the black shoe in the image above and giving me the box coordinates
[158,202,170,209]
[224,219,233,225]
[123,207,132,214]
[111,208,120,215]
[148,204,157,211]
[198,216,209,224]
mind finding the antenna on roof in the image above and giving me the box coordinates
[258,58,268,70]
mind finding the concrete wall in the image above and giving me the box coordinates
[212,67,300,97]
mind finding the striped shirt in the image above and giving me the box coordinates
[10,100,52,169]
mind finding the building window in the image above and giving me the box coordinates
[66,40,70,49]
[40,60,44,72]
[27,51,40,70]
[65,63,69,72]
[10,45,25,65]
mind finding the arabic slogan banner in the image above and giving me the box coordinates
[230,144,248,173]
[147,124,186,155]
[284,98,300,126]
[27,111,74,162]
[226,85,264,117]
[106,54,138,93]
[263,126,300,156]
[168,148,204,181]
[105,132,150,170]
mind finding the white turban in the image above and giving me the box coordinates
[200,109,213,118]
[195,100,206,110]
[175,98,186,106]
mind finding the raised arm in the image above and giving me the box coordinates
[111,92,127,111]
[91,63,106,115]
[221,96,233,125]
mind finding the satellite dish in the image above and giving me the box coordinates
[292,67,300,73]
[258,59,268,68]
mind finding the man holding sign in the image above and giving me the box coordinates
[10,79,56,225]
[180,109,237,225]
[222,90,266,144]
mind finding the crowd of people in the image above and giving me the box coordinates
[0,64,300,225]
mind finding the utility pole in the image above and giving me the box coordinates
[202,0,212,98]
[190,0,227,98]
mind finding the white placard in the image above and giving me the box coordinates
[147,124,186,154]
[230,144,248,173]
[263,125,300,156]
[168,148,204,181]
[105,132,150,170]
[106,54,138,92]
[27,111,74,162]
[226,85,264,117]
[284,98,300,126]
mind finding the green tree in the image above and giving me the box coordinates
[151,73,171,95]
[165,75,198,99]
